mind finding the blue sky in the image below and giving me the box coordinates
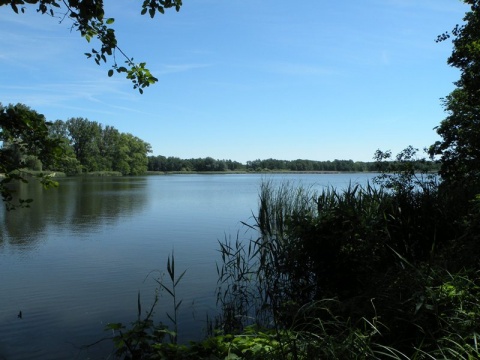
[0,0,467,163]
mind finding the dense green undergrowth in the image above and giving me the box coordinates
[100,148,480,359]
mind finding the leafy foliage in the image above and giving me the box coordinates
[0,103,62,209]
[51,117,152,175]
[214,147,480,358]
[429,0,480,187]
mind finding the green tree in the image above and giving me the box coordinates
[0,0,182,93]
[430,0,480,186]
[148,155,167,171]
[0,103,61,208]
[99,125,121,171]
[66,117,103,172]
[119,133,151,175]
[58,118,151,175]
[47,120,82,175]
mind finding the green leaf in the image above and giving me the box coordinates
[108,69,114,77]
[148,76,158,84]
[106,18,115,25]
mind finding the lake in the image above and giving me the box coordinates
[0,173,377,359]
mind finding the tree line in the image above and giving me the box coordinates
[147,156,245,172]
[1,103,151,177]
[147,155,440,173]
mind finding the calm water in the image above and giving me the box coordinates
[0,173,376,359]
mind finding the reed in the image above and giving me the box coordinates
[216,171,480,359]
[102,251,186,358]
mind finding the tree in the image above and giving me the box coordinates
[118,133,151,175]
[0,0,182,93]
[429,0,480,186]
[55,118,151,175]
[0,103,62,208]
[48,120,82,175]
[66,117,103,172]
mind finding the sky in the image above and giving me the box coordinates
[0,0,468,163]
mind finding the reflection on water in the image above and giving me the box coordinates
[0,177,149,249]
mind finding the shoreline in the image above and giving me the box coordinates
[145,170,380,175]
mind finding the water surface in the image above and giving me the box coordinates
[0,173,376,359]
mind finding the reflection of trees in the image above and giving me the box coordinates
[0,177,149,248]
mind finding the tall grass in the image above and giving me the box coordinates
[216,174,480,359]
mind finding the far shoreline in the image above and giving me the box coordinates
[145,170,379,175]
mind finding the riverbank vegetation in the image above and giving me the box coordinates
[101,1,480,358]
[103,149,480,359]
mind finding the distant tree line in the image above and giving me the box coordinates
[148,155,440,173]
[148,156,245,172]
[246,158,369,172]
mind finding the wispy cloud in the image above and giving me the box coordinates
[155,63,212,75]
[0,75,135,112]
